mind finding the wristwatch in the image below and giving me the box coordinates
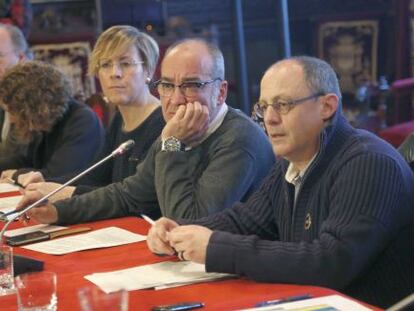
[161,136,185,152]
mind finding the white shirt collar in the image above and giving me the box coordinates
[285,153,318,185]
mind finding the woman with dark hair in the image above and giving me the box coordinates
[18,25,164,202]
[0,60,105,181]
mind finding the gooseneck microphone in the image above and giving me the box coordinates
[0,139,135,240]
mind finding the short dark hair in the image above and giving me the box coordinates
[289,56,342,102]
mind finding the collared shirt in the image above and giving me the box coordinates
[186,103,228,150]
[285,153,317,203]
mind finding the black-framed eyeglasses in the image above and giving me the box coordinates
[254,92,325,117]
[154,78,222,98]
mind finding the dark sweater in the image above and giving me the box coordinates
[55,107,275,223]
[0,100,105,179]
[188,113,414,308]
[72,107,165,194]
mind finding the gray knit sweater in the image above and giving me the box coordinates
[55,107,275,223]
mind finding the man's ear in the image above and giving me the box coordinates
[320,93,339,121]
[217,80,228,105]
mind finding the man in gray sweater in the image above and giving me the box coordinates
[19,38,274,223]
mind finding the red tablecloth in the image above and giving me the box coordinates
[0,216,381,310]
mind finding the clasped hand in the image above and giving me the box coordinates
[146,217,213,264]
[162,102,210,145]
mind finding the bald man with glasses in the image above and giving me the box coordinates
[147,56,414,309]
[19,38,274,224]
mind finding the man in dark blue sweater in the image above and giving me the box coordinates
[147,56,414,308]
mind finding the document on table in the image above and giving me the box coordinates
[4,224,67,237]
[241,294,372,311]
[85,260,234,293]
[0,195,22,214]
[0,183,20,193]
[22,227,146,255]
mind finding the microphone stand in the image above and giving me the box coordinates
[0,139,135,241]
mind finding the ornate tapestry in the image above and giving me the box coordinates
[318,20,378,94]
[31,41,96,100]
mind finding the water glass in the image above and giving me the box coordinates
[78,286,128,311]
[0,245,14,296]
[15,271,57,311]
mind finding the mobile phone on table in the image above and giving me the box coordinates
[6,231,50,246]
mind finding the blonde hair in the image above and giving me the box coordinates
[89,25,159,78]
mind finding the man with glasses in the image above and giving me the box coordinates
[20,38,274,223]
[147,56,414,309]
[0,23,31,159]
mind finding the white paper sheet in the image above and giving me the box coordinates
[84,261,233,293]
[4,224,67,237]
[0,195,22,214]
[0,183,20,193]
[240,294,372,311]
[22,226,146,255]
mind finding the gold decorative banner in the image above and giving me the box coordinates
[318,20,378,94]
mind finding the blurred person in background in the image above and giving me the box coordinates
[0,23,31,159]
[0,60,105,183]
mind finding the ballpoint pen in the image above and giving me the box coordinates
[141,214,155,225]
[255,294,313,307]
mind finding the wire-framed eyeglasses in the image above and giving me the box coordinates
[154,78,222,98]
[97,59,144,74]
[254,92,325,117]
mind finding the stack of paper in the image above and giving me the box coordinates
[0,194,23,214]
[0,183,20,193]
[22,227,146,255]
[85,261,234,293]
[241,295,372,311]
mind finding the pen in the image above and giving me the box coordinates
[255,294,313,307]
[6,177,25,188]
[151,302,204,311]
[141,214,155,225]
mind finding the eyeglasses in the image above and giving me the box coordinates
[254,92,325,117]
[154,78,222,98]
[97,59,144,74]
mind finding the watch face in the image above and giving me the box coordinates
[163,136,183,152]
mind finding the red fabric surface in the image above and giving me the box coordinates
[0,217,382,310]
[379,120,414,147]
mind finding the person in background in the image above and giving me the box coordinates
[18,38,275,224]
[147,56,414,309]
[18,25,165,202]
[0,23,31,158]
[0,60,105,182]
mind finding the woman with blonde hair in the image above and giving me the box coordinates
[19,25,164,201]
[0,60,105,181]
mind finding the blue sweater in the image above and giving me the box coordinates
[190,112,414,308]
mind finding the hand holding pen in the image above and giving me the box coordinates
[144,215,180,256]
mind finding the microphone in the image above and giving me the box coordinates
[112,139,135,156]
[0,139,135,238]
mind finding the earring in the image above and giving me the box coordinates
[145,77,151,84]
